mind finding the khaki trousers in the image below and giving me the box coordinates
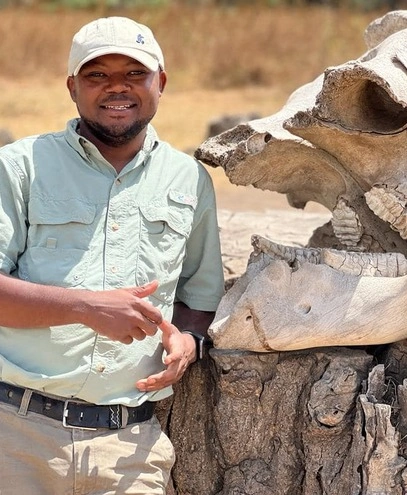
[0,401,175,495]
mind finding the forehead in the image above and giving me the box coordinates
[81,53,149,71]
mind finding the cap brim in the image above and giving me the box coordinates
[71,47,160,76]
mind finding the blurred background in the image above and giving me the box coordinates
[0,0,403,211]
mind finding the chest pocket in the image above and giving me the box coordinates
[20,197,97,287]
[139,190,196,242]
[28,197,97,250]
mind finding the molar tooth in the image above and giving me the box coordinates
[251,235,320,264]
[332,198,363,248]
[320,250,407,276]
[251,235,407,277]
[365,185,407,240]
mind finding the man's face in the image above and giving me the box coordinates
[66,53,167,147]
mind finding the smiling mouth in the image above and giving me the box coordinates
[102,104,135,110]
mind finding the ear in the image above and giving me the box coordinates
[158,70,167,95]
[66,76,77,102]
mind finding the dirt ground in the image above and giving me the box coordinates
[208,166,328,214]
[217,206,330,279]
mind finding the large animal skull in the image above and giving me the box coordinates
[195,11,407,352]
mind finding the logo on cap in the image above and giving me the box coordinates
[136,34,145,45]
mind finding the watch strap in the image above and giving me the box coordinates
[181,331,206,361]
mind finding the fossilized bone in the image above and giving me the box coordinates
[210,237,407,351]
[195,11,407,352]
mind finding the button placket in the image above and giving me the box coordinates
[104,179,127,288]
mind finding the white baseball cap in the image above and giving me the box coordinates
[68,16,164,76]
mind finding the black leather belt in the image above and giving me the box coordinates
[0,382,155,430]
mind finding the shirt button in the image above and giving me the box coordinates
[116,178,121,185]
[111,266,118,273]
[96,364,106,373]
[112,223,119,231]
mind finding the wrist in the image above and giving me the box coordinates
[70,289,95,327]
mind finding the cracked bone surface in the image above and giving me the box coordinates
[209,237,407,352]
[195,11,407,352]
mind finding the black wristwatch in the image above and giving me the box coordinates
[181,331,206,361]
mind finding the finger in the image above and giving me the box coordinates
[128,280,159,299]
[143,307,162,327]
[133,293,163,326]
[158,319,176,335]
[163,351,182,366]
[136,368,178,391]
[130,328,147,341]
[138,318,159,337]
[136,375,160,392]
[120,335,133,345]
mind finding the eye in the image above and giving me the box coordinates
[128,70,148,78]
[85,71,106,79]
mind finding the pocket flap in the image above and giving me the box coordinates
[139,190,197,237]
[29,197,97,225]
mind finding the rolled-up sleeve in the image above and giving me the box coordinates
[0,154,28,274]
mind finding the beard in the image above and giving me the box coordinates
[80,115,154,148]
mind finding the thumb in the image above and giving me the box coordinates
[128,280,159,298]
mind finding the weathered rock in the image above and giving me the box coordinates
[158,346,407,494]
[364,9,407,48]
[206,112,262,138]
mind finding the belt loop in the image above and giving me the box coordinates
[17,389,33,416]
[121,405,129,429]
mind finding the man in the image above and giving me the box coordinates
[0,16,224,495]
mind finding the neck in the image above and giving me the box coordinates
[77,121,146,173]
[97,142,142,173]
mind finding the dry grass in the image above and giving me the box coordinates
[0,5,387,211]
[0,5,381,88]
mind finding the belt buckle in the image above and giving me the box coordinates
[62,399,97,431]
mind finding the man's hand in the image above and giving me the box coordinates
[135,320,197,392]
[80,280,163,344]
[0,273,162,344]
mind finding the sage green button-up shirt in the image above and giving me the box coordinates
[0,119,224,405]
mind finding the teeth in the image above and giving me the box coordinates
[105,105,131,109]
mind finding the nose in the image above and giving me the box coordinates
[105,74,131,93]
